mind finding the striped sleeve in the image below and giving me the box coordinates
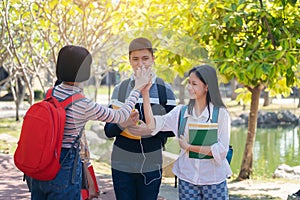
[85,89,140,123]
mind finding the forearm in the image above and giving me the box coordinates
[142,93,155,130]
[104,123,123,138]
[188,145,212,156]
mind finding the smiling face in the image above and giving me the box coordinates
[129,49,154,75]
[187,72,208,100]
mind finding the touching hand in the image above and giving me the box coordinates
[140,80,152,96]
[126,121,153,137]
[119,110,139,128]
[178,135,190,151]
[134,66,152,91]
[130,109,139,124]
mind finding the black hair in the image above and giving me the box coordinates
[187,66,211,122]
[56,45,92,82]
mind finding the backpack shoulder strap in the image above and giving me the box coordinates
[212,106,219,123]
[118,78,131,103]
[45,87,53,98]
[177,105,188,137]
[60,93,85,109]
[46,87,85,109]
[156,77,167,106]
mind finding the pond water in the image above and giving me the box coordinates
[230,125,300,178]
[164,125,300,178]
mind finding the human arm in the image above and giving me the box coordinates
[86,67,151,124]
[210,107,231,163]
[103,106,140,138]
[178,135,212,156]
[141,81,156,130]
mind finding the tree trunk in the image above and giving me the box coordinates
[94,78,99,102]
[230,79,237,100]
[178,76,185,104]
[298,88,300,108]
[263,91,271,106]
[238,84,263,180]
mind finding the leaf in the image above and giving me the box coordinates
[225,48,234,58]
[175,54,181,65]
[235,87,246,93]
[288,0,298,6]
[286,68,295,86]
[255,64,267,79]
[231,3,237,11]
[286,53,296,66]
[282,40,289,49]
[275,51,285,60]
[261,63,271,74]
[235,16,243,26]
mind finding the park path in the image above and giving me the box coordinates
[0,153,117,200]
[0,153,172,200]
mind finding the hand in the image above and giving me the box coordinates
[126,121,153,137]
[140,80,152,96]
[134,66,152,91]
[178,135,190,151]
[88,183,99,200]
[119,110,139,128]
[130,109,139,124]
[84,165,100,199]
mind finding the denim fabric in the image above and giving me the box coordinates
[31,148,82,200]
[112,168,162,200]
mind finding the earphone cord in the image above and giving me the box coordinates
[139,103,144,121]
[139,139,162,186]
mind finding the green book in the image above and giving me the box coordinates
[188,123,218,159]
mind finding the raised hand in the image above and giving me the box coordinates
[140,78,152,97]
[126,120,153,137]
[133,66,152,91]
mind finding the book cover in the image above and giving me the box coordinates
[188,123,218,159]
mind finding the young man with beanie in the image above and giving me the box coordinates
[104,37,177,200]
[30,45,151,200]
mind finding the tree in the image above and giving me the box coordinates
[1,0,43,120]
[190,0,300,179]
[129,0,300,179]
[1,0,137,120]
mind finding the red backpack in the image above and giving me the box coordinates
[14,88,84,180]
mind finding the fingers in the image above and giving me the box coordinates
[134,66,152,91]
[130,110,139,123]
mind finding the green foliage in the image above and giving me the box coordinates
[185,0,300,101]
[1,0,299,96]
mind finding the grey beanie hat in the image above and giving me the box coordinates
[56,45,92,82]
